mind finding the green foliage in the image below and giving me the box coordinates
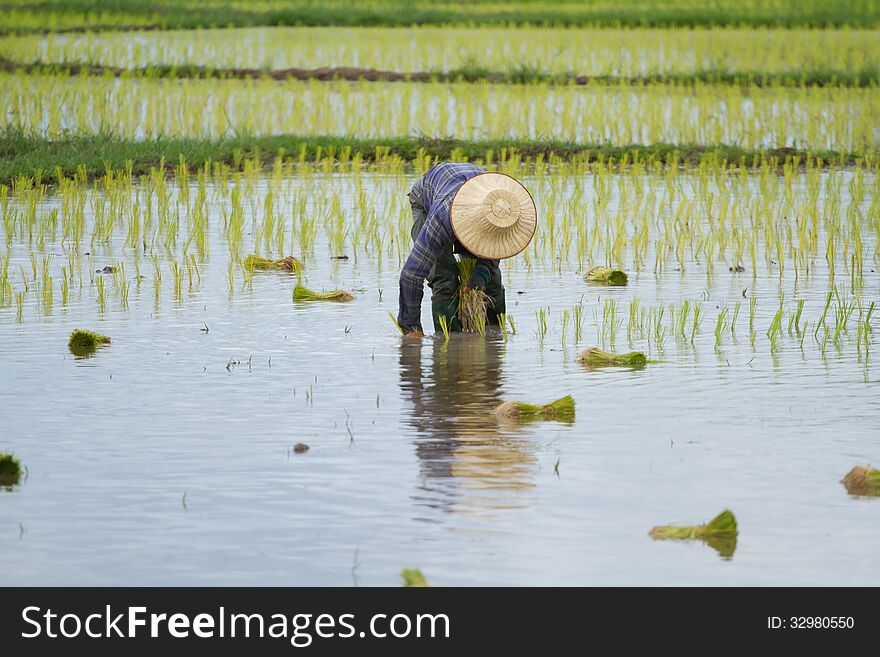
[293,284,354,302]
[577,347,647,368]
[0,129,865,186]
[842,466,880,496]
[401,568,429,587]
[650,509,738,558]
[494,395,575,420]
[3,0,878,34]
[68,328,111,354]
[0,453,22,487]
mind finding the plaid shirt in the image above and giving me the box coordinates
[398,162,498,331]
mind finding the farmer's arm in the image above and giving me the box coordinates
[397,207,451,334]
[467,258,500,290]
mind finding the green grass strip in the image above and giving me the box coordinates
[3,0,880,34]
[0,129,872,185]
[3,59,880,88]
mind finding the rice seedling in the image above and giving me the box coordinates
[455,256,491,333]
[714,306,729,349]
[561,309,570,345]
[493,395,575,421]
[730,301,741,334]
[170,261,183,300]
[815,290,834,338]
[0,453,22,488]
[535,307,549,342]
[841,466,880,496]
[786,299,803,335]
[577,347,647,368]
[438,315,451,342]
[95,275,106,312]
[573,304,584,343]
[388,311,404,335]
[649,509,738,559]
[401,568,429,588]
[767,297,784,351]
[68,328,111,355]
[293,284,355,302]
[652,307,668,351]
[690,302,702,344]
[245,254,303,274]
[585,265,628,286]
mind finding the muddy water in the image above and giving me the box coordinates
[1,171,878,585]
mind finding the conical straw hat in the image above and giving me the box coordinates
[450,173,537,260]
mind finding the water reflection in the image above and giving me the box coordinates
[398,335,537,519]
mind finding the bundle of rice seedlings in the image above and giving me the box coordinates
[293,284,355,302]
[650,509,738,558]
[68,328,111,355]
[577,347,647,368]
[456,256,492,333]
[0,453,22,488]
[585,266,628,286]
[841,466,880,496]
[245,254,303,274]
[401,568,430,588]
[493,395,575,420]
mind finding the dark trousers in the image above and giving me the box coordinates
[410,200,506,332]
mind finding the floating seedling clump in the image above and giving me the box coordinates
[585,266,628,286]
[68,328,111,355]
[401,568,430,588]
[293,284,355,302]
[650,509,739,559]
[456,256,491,334]
[577,347,647,368]
[0,453,22,488]
[493,395,575,421]
[841,466,880,497]
[245,254,303,274]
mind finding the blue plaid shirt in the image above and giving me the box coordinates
[398,162,499,331]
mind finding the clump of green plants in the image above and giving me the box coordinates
[493,395,575,421]
[245,254,303,274]
[650,509,738,559]
[293,284,354,302]
[68,328,111,355]
[841,466,880,497]
[577,347,647,368]
[401,568,430,588]
[0,453,22,488]
[585,266,628,286]
[456,256,491,333]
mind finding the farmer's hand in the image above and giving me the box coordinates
[404,330,425,339]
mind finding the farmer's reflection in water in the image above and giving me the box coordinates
[398,335,537,516]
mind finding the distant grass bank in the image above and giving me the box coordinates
[0,131,870,184]
[4,59,880,89]
[3,0,880,35]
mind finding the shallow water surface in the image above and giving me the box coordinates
[1,169,878,585]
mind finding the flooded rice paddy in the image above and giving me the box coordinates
[3,74,878,150]
[3,26,879,77]
[1,164,878,585]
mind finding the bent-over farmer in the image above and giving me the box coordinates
[398,163,537,337]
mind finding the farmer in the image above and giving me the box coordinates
[398,162,537,337]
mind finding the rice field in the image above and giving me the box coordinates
[3,0,880,34]
[3,26,879,77]
[3,74,879,151]
[2,5,879,586]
